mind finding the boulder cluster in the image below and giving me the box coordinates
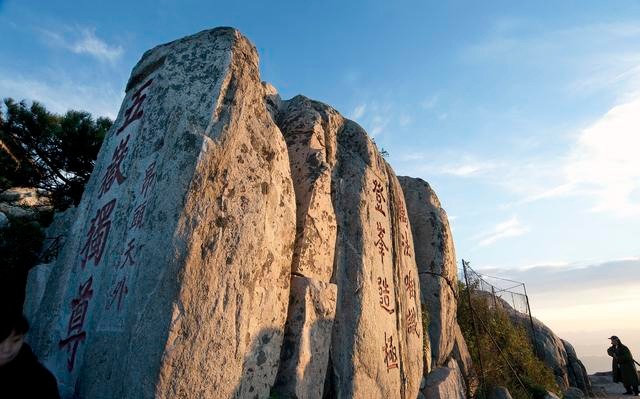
[21,27,587,399]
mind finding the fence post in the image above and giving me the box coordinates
[523,284,541,359]
[462,259,485,398]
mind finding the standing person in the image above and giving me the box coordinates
[0,312,60,398]
[608,335,640,396]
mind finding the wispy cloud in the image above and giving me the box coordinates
[517,97,640,217]
[0,73,122,118]
[440,161,497,177]
[463,20,640,98]
[406,154,501,178]
[38,26,123,63]
[350,103,367,120]
[474,216,529,247]
[398,114,412,127]
[370,114,390,136]
[420,94,439,110]
[350,101,393,137]
[479,256,640,295]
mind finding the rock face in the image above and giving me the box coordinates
[488,386,514,399]
[27,28,296,399]
[399,177,481,397]
[422,358,467,399]
[562,340,592,396]
[398,177,458,368]
[25,27,480,399]
[503,297,592,395]
[273,96,424,398]
[563,387,585,399]
[273,276,337,398]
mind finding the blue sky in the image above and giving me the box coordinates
[2,1,639,370]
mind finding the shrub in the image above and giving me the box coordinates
[457,282,559,399]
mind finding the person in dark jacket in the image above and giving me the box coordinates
[0,312,60,398]
[608,335,640,396]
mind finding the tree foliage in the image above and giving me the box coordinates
[0,98,111,209]
[457,282,559,399]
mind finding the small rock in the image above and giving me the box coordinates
[0,203,37,220]
[0,211,8,229]
[0,187,50,207]
[563,387,585,399]
[488,386,513,399]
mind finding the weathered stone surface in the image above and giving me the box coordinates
[273,276,337,399]
[422,358,467,399]
[276,95,423,398]
[398,176,458,367]
[0,202,37,220]
[24,206,77,320]
[27,27,296,399]
[488,386,513,399]
[277,95,339,282]
[23,262,53,321]
[0,210,8,229]
[562,339,593,396]
[0,187,51,208]
[452,320,478,396]
[502,296,591,393]
[563,387,585,399]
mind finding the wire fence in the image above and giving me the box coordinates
[39,235,65,263]
[461,259,540,399]
[460,262,534,324]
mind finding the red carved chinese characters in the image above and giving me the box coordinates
[375,222,389,263]
[404,271,416,300]
[401,231,412,257]
[382,332,399,371]
[106,277,128,312]
[130,202,146,230]
[119,239,136,269]
[59,276,93,371]
[372,179,386,216]
[141,161,157,197]
[406,307,420,337]
[117,79,153,134]
[98,135,130,198]
[80,199,117,268]
[398,204,409,228]
[377,277,395,314]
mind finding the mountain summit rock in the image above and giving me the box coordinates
[25,27,590,399]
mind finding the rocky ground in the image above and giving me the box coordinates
[590,372,639,398]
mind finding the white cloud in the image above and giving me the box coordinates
[519,97,640,217]
[474,216,529,247]
[398,114,412,127]
[0,73,122,119]
[39,26,123,63]
[564,98,640,216]
[370,114,390,137]
[433,158,500,178]
[350,103,367,120]
[420,94,439,110]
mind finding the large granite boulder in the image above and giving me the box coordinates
[27,28,296,399]
[274,95,424,398]
[398,176,458,367]
[422,358,467,399]
[452,320,478,396]
[273,276,337,398]
[562,339,593,396]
